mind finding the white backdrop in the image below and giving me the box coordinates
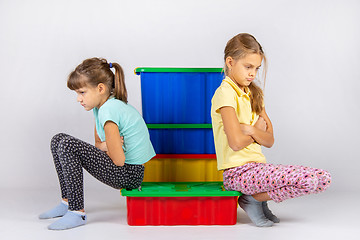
[0,0,359,193]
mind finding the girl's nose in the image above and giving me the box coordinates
[77,95,81,102]
[250,69,257,77]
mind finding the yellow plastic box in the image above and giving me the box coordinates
[143,154,223,182]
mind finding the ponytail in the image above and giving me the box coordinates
[248,83,263,115]
[112,63,128,103]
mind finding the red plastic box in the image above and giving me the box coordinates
[121,182,240,225]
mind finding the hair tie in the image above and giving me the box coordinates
[109,62,113,68]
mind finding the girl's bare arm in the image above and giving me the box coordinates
[104,121,125,166]
[220,106,254,151]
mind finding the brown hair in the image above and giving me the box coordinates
[224,33,267,115]
[67,57,128,103]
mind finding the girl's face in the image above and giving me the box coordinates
[226,53,262,91]
[75,84,107,111]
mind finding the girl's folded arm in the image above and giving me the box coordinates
[104,121,125,166]
[220,106,254,151]
[94,126,105,150]
[247,109,274,148]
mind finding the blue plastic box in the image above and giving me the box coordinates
[135,68,224,124]
[135,68,223,154]
[149,128,215,154]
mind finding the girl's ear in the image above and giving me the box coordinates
[225,56,233,69]
[97,83,106,94]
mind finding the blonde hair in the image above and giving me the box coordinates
[224,33,267,115]
[67,57,128,103]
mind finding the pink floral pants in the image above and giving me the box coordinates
[223,162,331,203]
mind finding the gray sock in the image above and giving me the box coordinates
[262,201,280,223]
[238,195,274,227]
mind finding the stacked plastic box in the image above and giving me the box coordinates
[121,68,241,225]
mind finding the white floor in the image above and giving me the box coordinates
[1,187,359,240]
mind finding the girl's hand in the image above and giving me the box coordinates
[98,137,123,152]
[250,109,274,148]
[98,142,108,152]
[254,116,267,132]
[240,117,267,136]
[239,124,254,136]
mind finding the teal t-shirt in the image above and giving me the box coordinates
[93,97,155,165]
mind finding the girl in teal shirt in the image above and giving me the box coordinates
[39,58,155,230]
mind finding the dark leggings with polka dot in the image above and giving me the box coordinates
[50,133,145,211]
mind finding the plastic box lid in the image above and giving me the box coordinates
[121,182,240,197]
[146,123,212,129]
[135,67,223,75]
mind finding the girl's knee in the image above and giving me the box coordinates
[57,138,73,153]
[316,170,332,192]
[299,174,319,193]
[317,169,331,181]
[51,133,69,149]
[56,135,78,155]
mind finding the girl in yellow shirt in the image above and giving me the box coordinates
[211,33,331,227]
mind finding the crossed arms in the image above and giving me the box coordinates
[219,106,274,151]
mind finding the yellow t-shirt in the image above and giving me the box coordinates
[211,76,266,170]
